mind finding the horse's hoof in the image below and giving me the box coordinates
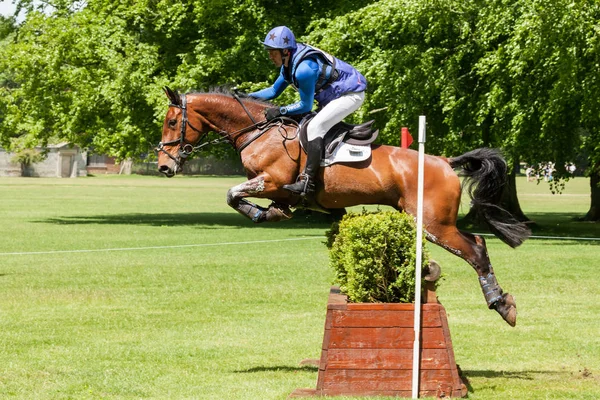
[502,305,517,327]
[503,292,517,308]
[266,207,292,222]
[495,293,517,327]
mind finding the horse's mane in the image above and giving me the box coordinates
[187,85,273,106]
[165,85,273,109]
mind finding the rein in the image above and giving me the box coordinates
[156,92,298,165]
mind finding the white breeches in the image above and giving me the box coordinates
[307,92,365,141]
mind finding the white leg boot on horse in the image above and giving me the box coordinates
[282,137,324,197]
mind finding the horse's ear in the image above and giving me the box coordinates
[163,86,180,106]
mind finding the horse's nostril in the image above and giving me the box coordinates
[158,165,174,177]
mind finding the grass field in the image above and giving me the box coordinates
[0,174,598,399]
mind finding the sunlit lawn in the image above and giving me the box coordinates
[0,174,598,399]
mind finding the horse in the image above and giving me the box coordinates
[156,87,531,327]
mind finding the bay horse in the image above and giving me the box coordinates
[156,87,530,326]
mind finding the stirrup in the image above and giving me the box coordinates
[283,174,313,196]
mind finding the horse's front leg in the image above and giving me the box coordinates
[226,176,292,223]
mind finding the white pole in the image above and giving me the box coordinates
[411,115,426,399]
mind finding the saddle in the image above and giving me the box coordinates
[298,113,379,166]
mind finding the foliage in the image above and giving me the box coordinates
[0,15,15,40]
[9,147,45,167]
[1,0,600,216]
[326,210,429,303]
[0,0,376,159]
[305,0,600,175]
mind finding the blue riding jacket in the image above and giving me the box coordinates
[250,43,367,115]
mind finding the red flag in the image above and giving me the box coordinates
[401,127,413,148]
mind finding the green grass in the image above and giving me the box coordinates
[0,175,598,399]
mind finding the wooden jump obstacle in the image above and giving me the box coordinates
[291,283,467,398]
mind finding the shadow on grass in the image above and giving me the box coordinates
[458,211,599,240]
[234,365,318,373]
[37,209,598,237]
[461,369,571,393]
[36,211,338,230]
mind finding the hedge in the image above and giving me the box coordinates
[325,210,430,303]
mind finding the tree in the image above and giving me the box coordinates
[0,0,376,159]
[473,0,600,221]
[1,0,599,220]
[305,0,600,221]
[10,148,45,176]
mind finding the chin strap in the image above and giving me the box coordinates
[479,272,504,308]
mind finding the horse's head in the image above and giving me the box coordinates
[156,87,210,177]
[157,86,271,177]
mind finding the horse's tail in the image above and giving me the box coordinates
[449,148,531,248]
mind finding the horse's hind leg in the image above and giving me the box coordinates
[226,176,292,223]
[427,227,517,326]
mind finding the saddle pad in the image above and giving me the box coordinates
[321,141,371,167]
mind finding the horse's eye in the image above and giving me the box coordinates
[168,119,177,128]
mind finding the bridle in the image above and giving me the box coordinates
[154,94,213,166]
[155,92,298,167]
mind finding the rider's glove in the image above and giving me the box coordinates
[265,107,283,121]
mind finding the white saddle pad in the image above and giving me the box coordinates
[321,142,371,167]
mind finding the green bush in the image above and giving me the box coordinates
[10,148,45,167]
[10,148,46,176]
[325,210,429,303]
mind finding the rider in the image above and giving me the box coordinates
[249,26,367,197]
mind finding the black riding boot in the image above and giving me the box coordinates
[283,137,324,196]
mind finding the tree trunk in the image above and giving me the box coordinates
[583,168,600,221]
[500,158,531,223]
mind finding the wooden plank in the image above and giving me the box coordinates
[327,287,348,309]
[325,348,450,370]
[322,369,455,392]
[328,327,446,349]
[319,389,453,398]
[318,349,328,371]
[439,306,468,396]
[324,308,333,331]
[331,309,442,328]
[288,388,322,397]
[316,349,326,389]
[347,303,413,311]
[321,326,331,350]
[346,303,442,311]
[425,280,439,303]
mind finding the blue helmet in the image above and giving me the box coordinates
[262,26,297,50]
